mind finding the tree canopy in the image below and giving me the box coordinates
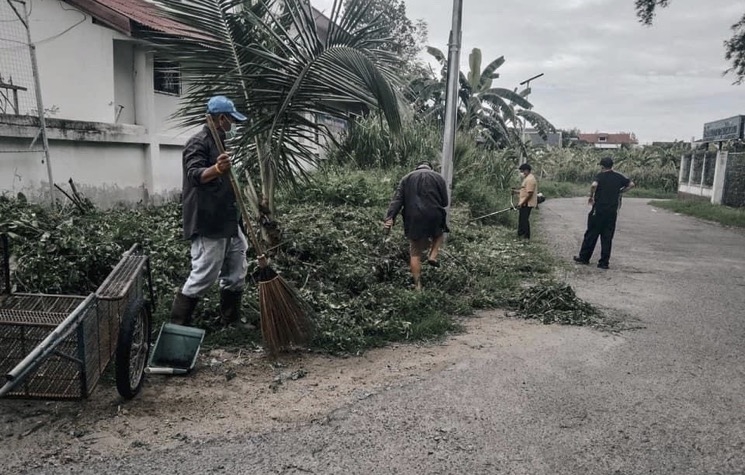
[342,0,427,73]
[635,0,745,83]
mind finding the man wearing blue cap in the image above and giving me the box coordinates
[170,95,250,327]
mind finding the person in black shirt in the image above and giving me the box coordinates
[170,96,249,326]
[384,162,449,290]
[573,157,635,269]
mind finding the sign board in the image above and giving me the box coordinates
[703,115,745,142]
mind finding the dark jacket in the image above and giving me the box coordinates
[181,126,239,240]
[593,170,631,214]
[385,167,449,240]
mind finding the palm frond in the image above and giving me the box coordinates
[147,0,403,193]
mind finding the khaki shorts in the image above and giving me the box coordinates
[409,234,443,257]
[409,238,430,256]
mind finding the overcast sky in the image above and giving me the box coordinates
[312,0,744,143]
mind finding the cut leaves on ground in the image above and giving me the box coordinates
[1,169,603,355]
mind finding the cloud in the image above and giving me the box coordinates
[556,0,614,10]
[311,0,744,143]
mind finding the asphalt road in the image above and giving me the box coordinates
[51,198,745,475]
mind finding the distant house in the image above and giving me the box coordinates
[578,132,638,149]
[524,128,563,148]
[0,0,344,205]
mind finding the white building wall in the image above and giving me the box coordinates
[153,144,183,194]
[154,91,196,140]
[113,40,136,124]
[29,0,128,123]
[0,0,193,205]
[1,1,249,205]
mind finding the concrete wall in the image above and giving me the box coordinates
[1,115,182,206]
[722,152,745,208]
[678,184,713,199]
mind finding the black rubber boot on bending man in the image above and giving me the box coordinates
[170,292,199,326]
[219,289,243,325]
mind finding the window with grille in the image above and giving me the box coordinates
[154,61,181,96]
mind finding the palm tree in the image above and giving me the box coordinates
[415,47,553,148]
[148,0,402,244]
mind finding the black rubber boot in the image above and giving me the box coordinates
[220,289,243,325]
[170,292,199,326]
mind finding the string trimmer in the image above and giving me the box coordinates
[469,194,517,223]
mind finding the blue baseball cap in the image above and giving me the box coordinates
[207,95,247,122]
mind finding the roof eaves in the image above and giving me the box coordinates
[64,0,132,36]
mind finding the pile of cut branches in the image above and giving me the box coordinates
[511,282,602,326]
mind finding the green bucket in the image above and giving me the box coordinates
[146,323,206,375]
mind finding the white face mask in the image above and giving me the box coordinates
[222,116,237,140]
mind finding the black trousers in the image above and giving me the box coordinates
[578,209,618,265]
[517,206,532,239]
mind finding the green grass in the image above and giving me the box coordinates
[649,200,745,228]
[539,181,587,198]
[625,188,676,200]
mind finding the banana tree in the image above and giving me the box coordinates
[148,0,402,244]
[415,47,554,148]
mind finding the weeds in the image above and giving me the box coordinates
[649,200,745,228]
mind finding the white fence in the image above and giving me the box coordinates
[678,148,745,207]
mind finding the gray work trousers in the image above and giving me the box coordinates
[181,232,248,298]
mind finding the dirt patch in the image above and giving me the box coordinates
[1,312,523,473]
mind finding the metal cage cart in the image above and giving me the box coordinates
[0,234,154,400]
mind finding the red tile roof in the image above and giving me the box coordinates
[578,133,638,145]
[65,0,206,39]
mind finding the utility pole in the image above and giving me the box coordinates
[440,0,464,209]
[12,0,55,205]
[517,73,543,164]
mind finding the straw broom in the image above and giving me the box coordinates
[206,115,311,355]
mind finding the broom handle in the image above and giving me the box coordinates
[205,115,266,256]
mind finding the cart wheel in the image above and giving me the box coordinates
[115,297,151,399]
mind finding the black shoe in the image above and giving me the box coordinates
[426,259,440,268]
[573,256,589,265]
[597,263,609,270]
